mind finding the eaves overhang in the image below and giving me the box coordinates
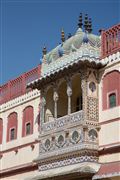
[27,49,107,90]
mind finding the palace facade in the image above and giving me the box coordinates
[0,15,120,180]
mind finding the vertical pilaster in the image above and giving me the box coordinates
[53,87,59,119]
[39,90,46,132]
[66,77,72,115]
[80,70,88,121]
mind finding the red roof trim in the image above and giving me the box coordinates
[93,161,120,179]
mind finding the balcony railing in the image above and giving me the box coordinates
[0,64,41,105]
[42,110,84,133]
[38,110,98,165]
[101,24,120,58]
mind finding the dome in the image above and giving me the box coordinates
[44,28,101,64]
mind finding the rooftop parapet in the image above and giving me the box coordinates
[0,64,41,105]
[101,23,120,58]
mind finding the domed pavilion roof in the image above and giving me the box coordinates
[44,28,101,65]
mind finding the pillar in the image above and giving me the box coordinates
[66,77,72,115]
[53,87,59,118]
[40,90,46,131]
[80,70,88,120]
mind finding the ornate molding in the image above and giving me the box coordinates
[0,90,40,113]
[41,110,84,133]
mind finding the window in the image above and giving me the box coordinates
[22,106,33,137]
[26,122,31,135]
[109,93,116,108]
[10,128,15,140]
[102,71,120,110]
[7,112,17,142]
[76,96,82,111]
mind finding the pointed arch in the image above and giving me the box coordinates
[7,112,18,142]
[22,106,34,137]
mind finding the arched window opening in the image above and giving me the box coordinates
[26,122,31,135]
[103,71,120,110]
[10,128,15,141]
[45,87,54,122]
[7,112,17,142]
[22,106,33,137]
[76,95,82,111]
[58,81,67,117]
[109,93,116,108]
[72,74,82,113]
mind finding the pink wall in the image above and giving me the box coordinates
[22,106,34,137]
[102,70,120,110]
[7,112,18,142]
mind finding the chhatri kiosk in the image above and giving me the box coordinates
[27,14,120,180]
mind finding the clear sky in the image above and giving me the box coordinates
[0,0,120,85]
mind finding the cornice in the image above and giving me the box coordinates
[0,89,40,113]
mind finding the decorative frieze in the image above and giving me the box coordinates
[41,110,84,133]
[39,154,98,171]
[87,97,98,121]
[0,90,40,113]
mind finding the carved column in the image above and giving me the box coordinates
[66,78,72,115]
[80,70,88,121]
[83,125,88,142]
[40,90,46,131]
[53,87,59,118]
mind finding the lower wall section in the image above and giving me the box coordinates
[99,153,120,163]
[1,170,38,180]
[0,143,39,171]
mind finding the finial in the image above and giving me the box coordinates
[78,13,83,28]
[84,14,89,32]
[61,28,65,42]
[88,18,92,33]
[42,46,47,56]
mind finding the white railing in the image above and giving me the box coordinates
[42,110,84,132]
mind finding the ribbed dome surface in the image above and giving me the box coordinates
[45,28,101,64]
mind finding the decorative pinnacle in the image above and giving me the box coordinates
[88,18,92,33]
[61,28,65,42]
[84,14,89,32]
[42,46,47,56]
[78,13,83,28]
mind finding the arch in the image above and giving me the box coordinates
[102,70,120,110]
[45,87,54,122]
[7,112,18,142]
[22,106,34,137]
[57,80,67,117]
[71,74,82,113]
[0,118,3,144]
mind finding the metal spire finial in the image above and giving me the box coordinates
[88,18,92,33]
[84,14,89,32]
[42,46,47,56]
[78,13,83,28]
[61,28,65,42]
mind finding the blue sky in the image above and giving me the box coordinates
[0,0,120,84]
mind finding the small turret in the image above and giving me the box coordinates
[61,29,65,42]
[88,18,92,33]
[84,14,89,32]
[42,46,47,56]
[78,13,83,29]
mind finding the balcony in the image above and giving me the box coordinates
[37,110,98,165]
[41,110,84,134]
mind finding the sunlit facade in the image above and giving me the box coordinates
[0,16,120,180]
